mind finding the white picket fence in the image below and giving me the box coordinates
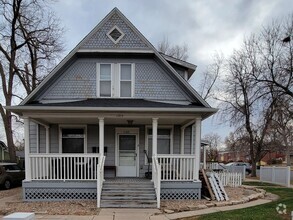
[260,166,291,187]
[215,171,242,187]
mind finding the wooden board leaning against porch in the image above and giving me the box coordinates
[200,169,216,201]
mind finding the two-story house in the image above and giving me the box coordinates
[7,8,217,208]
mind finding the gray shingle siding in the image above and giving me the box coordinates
[41,60,96,100]
[80,13,149,50]
[29,122,37,153]
[39,125,46,153]
[39,58,188,102]
[184,126,193,154]
[135,63,186,100]
[49,125,59,153]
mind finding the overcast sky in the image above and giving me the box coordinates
[51,0,292,143]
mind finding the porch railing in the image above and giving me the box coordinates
[97,155,105,208]
[156,154,196,181]
[153,156,161,208]
[29,153,100,180]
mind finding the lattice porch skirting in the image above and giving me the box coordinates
[22,180,96,201]
[160,181,201,200]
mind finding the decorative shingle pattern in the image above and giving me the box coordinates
[135,63,187,100]
[43,60,96,99]
[80,13,149,49]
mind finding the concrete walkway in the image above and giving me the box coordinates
[5,198,270,220]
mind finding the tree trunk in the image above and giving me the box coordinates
[0,106,16,162]
[251,159,257,177]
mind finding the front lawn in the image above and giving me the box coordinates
[181,185,293,220]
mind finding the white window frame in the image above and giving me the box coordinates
[119,63,135,98]
[58,125,87,154]
[96,63,135,98]
[144,125,174,165]
[96,63,113,98]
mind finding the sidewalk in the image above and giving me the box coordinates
[1,198,272,220]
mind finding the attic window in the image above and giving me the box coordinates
[107,25,124,44]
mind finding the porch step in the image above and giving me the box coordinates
[101,178,157,208]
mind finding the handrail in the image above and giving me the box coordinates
[29,153,100,157]
[97,155,105,208]
[153,156,161,208]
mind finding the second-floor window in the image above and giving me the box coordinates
[97,63,134,98]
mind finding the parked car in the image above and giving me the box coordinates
[0,163,25,189]
[225,162,252,175]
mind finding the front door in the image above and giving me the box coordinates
[116,133,138,177]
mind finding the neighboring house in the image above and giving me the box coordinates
[218,150,250,163]
[0,141,10,161]
[7,8,217,208]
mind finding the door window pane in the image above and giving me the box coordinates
[119,135,136,166]
[119,135,135,150]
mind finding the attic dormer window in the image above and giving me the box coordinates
[107,25,125,44]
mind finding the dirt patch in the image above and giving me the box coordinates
[3,201,98,216]
[0,187,98,216]
[0,187,22,199]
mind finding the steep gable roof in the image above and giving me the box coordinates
[20,8,210,108]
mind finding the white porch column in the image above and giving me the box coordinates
[99,118,104,156]
[24,117,31,181]
[180,128,184,154]
[45,127,50,153]
[203,145,207,169]
[194,117,201,180]
[152,118,158,181]
[152,118,158,157]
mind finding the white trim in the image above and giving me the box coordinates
[115,127,139,177]
[78,48,154,53]
[36,124,39,153]
[58,124,87,154]
[106,25,125,44]
[24,117,31,181]
[194,117,201,180]
[9,106,218,114]
[99,118,104,156]
[45,127,50,153]
[145,125,174,165]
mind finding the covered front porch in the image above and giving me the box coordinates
[21,110,206,207]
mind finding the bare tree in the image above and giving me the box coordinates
[220,35,277,176]
[0,0,64,161]
[157,37,189,61]
[203,133,221,161]
[198,53,223,101]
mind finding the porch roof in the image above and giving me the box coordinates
[27,99,204,108]
[6,99,218,123]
